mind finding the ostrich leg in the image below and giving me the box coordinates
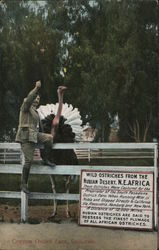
[48,86,67,219]
[65,175,71,218]
[49,175,57,218]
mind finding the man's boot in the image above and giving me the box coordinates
[43,158,56,167]
[21,168,30,194]
[41,145,56,167]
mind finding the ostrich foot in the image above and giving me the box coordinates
[48,211,57,219]
[66,210,71,218]
[47,212,61,223]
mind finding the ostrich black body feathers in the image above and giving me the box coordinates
[40,114,78,165]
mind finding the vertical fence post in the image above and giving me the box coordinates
[21,191,28,223]
[20,145,29,223]
[88,148,91,163]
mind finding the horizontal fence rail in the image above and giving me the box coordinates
[0,191,79,201]
[0,142,156,163]
[0,164,155,175]
[0,142,158,227]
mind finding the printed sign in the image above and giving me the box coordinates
[79,170,154,230]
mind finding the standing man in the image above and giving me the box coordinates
[16,80,55,194]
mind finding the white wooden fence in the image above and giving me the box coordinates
[0,142,158,230]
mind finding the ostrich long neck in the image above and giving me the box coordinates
[56,90,64,123]
[51,90,64,137]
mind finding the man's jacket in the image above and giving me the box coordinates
[15,88,39,143]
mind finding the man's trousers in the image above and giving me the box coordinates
[21,132,53,185]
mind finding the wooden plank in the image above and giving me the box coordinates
[77,156,153,159]
[0,143,21,149]
[0,152,21,154]
[0,191,21,199]
[0,142,156,151]
[0,164,22,174]
[89,151,154,155]
[29,192,80,200]
[0,164,155,175]
[21,191,28,222]
[49,142,157,150]
[0,191,79,200]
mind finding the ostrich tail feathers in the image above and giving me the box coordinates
[67,118,82,126]
[46,104,55,114]
[62,104,73,117]
[37,105,54,119]
[37,103,83,141]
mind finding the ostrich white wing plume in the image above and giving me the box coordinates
[37,103,83,141]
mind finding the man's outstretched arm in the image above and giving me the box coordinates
[21,80,41,111]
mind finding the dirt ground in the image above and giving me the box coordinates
[0,203,79,224]
[0,204,158,250]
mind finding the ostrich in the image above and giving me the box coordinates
[37,86,83,218]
